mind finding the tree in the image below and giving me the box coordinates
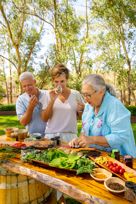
[91,0,136,104]
[0,0,44,78]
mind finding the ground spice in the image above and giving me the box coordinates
[108,182,124,190]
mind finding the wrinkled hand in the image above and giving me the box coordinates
[77,102,85,113]
[29,95,38,110]
[77,135,91,147]
[69,138,79,148]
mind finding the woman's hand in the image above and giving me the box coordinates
[77,135,92,147]
[49,89,59,101]
[77,102,85,113]
[69,135,92,148]
[69,138,79,148]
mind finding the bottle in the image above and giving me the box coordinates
[111,149,120,161]
[124,155,133,168]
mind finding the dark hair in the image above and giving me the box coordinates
[51,64,69,80]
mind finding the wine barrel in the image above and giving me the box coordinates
[0,167,51,204]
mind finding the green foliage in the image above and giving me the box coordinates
[0,86,5,102]
[126,106,136,116]
[68,75,82,91]
[91,0,136,105]
[132,123,136,142]
[0,0,44,76]
[23,148,95,175]
[0,104,15,111]
[35,65,51,89]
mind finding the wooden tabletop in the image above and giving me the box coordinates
[2,157,133,204]
[0,135,135,204]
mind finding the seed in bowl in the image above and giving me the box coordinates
[108,182,124,191]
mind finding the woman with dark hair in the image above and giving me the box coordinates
[69,74,136,157]
[40,64,84,142]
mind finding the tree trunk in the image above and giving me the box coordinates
[120,26,132,105]
[2,63,9,104]
[9,66,13,103]
[53,0,60,62]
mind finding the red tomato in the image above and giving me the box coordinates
[118,165,123,170]
[119,168,125,175]
[20,144,26,148]
[113,163,118,167]
[109,165,113,171]
[111,167,116,172]
[115,166,120,173]
[12,142,26,149]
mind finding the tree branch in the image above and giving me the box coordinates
[0,54,17,69]
[17,13,26,47]
[13,2,55,30]
[0,2,15,45]
[24,25,43,70]
[0,20,6,28]
[0,1,22,71]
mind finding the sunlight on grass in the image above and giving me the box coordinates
[0,116,24,135]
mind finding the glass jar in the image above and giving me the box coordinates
[124,155,133,168]
[111,149,120,161]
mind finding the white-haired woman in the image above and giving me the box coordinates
[69,74,136,157]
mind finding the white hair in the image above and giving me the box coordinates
[19,72,34,82]
[82,74,116,97]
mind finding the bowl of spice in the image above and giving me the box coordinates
[90,168,112,182]
[104,177,126,194]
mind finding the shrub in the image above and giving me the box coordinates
[0,104,16,111]
[126,106,136,116]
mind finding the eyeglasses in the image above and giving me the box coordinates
[81,90,97,99]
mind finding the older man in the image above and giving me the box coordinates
[16,71,46,136]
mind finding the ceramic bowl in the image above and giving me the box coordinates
[104,177,126,194]
[90,168,112,182]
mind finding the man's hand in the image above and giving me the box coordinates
[20,95,38,126]
[29,95,38,110]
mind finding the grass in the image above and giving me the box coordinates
[0,116,136,143]
[132,124,136,142]
[0,116,24,135]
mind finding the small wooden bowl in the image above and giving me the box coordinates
[90,168,112,182]
[104,177,126,194]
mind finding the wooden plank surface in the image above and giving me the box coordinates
[0,135,135,204]
[1,157,133,204]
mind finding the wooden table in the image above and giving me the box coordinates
[0,136,135,204]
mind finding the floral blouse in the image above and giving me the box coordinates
[81,92,136,157]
